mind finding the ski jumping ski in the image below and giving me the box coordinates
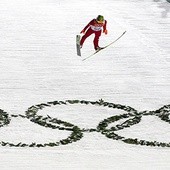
[76,35,81,56]
[82,31,126,61]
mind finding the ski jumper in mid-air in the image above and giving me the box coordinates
[80,15,108,51]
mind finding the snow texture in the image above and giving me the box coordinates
[0,0,170,169]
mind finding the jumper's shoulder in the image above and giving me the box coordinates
[88,19,96,26]
[90,19,96,24]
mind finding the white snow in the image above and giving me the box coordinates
[0,0,170,169]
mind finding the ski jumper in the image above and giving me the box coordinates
[80,19,107,50]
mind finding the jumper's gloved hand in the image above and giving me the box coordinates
[80,29,85,34]
[103,29,108,35]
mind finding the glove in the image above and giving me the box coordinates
[80,29,85,34]
[103,29,108,35]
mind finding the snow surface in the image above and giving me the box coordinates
[0,0,170,169]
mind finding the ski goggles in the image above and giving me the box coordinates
[97,20,104,24]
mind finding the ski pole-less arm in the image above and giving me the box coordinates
[80,20,93,34]
[103,20,108,34]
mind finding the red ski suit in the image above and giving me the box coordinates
[80,19,107,50]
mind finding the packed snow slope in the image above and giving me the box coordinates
[0,0,170,169]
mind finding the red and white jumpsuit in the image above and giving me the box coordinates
[80,19,107,50]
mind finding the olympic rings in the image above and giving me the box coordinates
[0,99,169,148]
